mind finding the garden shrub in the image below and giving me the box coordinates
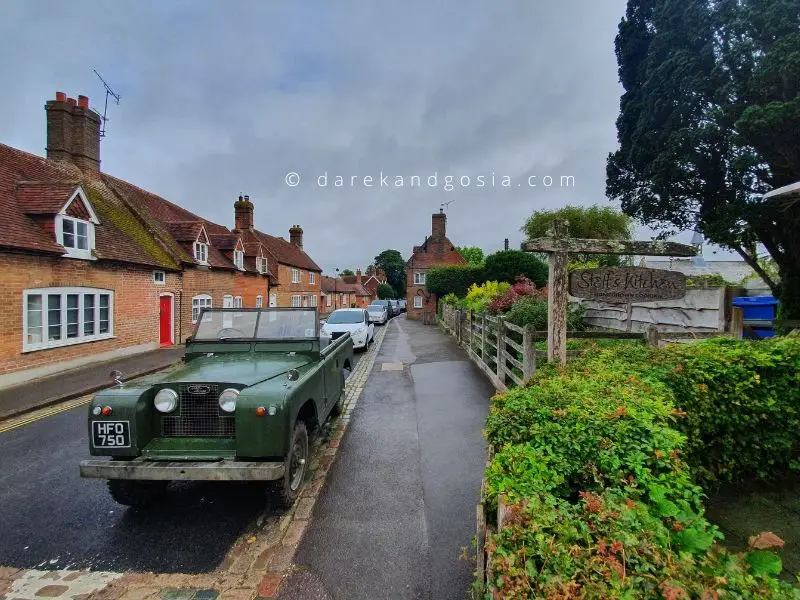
[426,265,484,298]
[503,296,587,331]
[463,281,510,314]
[481,337,800,599]
[487,276,545,313]
[483,250,548,287]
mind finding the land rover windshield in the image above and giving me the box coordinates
[192,309,318,341]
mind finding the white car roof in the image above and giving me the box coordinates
[331,308,364,312]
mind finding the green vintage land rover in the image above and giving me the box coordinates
[79,308,354,508]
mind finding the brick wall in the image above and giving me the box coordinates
[272,264,321,308]
[0,254,180,376]
[232,271,269,309]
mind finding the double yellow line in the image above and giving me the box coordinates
[0,395,91,434]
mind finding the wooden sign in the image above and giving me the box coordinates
[569,267,686,302]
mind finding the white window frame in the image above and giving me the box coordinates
[269,293,277,307]
[256,256,267,274]
[291,295,301,307]
[234,296,243,308]
[223,295,234,308]
[255,295,263,308]
[291,268,301,284]
[56,215,96,260]
[311,295,318,307]
[193,241,209,264]
[23,287,113,352]
[234,250,244,270]
[413,295,423,309]
[309,272,316,284]
[326,294,332,307]
[153,270,166,285]
[414,271,426,285]
[192,294,212,323]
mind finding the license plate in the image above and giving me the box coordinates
[92,421,131,448]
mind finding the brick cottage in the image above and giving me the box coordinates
[405,211,466,320]
[0,92,321,388]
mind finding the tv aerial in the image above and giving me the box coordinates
[93,69,120,138]
[440,199,456,213]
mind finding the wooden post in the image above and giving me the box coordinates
[547,219,569,366]
[646,325,659,347]
[467,310,473,352]
[522,324,536,380]
[481,313,487,362]
[496,319,506,384]
[730,306,744,340]
[456,309,463,344]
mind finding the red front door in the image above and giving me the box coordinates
[159,296,172,345]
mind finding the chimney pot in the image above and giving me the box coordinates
[55,91,66,102]
[78,95,89,108]
[67,97,77,106]
[289,225,304,248]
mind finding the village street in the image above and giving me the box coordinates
[0,316,493,600]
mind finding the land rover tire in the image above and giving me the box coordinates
[277,421,309,509]
[108,479,168,507]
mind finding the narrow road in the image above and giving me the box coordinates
[0,354,362,574]
[279,316,493,600]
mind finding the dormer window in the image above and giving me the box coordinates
[55,189,98,260]
[256,256,267,274]
[234,250,244,270]
[194,241,208,264]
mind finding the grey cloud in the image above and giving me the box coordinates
[4,0,724,276]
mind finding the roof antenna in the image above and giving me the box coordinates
[93,69,120,138]
[440,199,456,213]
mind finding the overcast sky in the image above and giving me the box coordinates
[0,1,735,273]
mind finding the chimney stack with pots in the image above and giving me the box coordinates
[356,269,362,284]
[289,225,304,248]
[45,91,101,172]
[234,194,255,231]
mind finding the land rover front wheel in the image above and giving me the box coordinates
[108,480,169,507]
[277,421,308,508]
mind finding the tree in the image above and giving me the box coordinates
[607,0,800,318]
[340,269,355,277]
[522,205,633,267]
[376,283,395,299]
[483,250,548,287]
[456,246,485,266]
[374,249,406,297]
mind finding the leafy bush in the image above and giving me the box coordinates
[481,338,800,599]
[483,250,548,287]
[425,265,484,298]
[463,281,510,313]
[503,296,587,331]
[487,276,546,313]
[376,283,395,299]
[440,292,462,307]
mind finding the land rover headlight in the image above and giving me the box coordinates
[218,388,239,413]
[154,388,178,413]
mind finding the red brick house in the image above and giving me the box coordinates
[0,91,320,387]
[319,276,370,313]
[405,211,466,320]
[341,268,386,304]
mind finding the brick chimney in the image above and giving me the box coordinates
[234,194,254,231]
[45,91,101,172]
[356,269,362,284]
[289,225,303,248]
[432,212,446,238]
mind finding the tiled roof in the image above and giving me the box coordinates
[16,181,79,214]
[240,228,321,272]
[165,221,204,242]
[321,276,371,295]
[406,235,466,269]
[0,143,180,267]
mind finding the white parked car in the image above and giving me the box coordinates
[320,308,374,351]
[367,302,389,325]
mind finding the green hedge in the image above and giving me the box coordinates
[482,337,800,599]
[483,250,548,287]
[426,265,484,298]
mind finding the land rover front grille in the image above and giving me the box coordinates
[161,384,236,438]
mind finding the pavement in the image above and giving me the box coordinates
[0,347,186,419]
[280,314,493,600]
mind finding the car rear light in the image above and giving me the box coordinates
[255,406,266,417]
[101,406,112,416]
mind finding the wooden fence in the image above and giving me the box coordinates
[439,303,744,392]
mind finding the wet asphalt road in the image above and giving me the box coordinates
[0,353,361,574]
[283,316,493,600]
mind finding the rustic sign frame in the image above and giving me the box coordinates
[521,218,697,365]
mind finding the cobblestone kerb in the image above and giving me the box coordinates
[0,327,389,600]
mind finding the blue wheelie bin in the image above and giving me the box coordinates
[732,296,779,338]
